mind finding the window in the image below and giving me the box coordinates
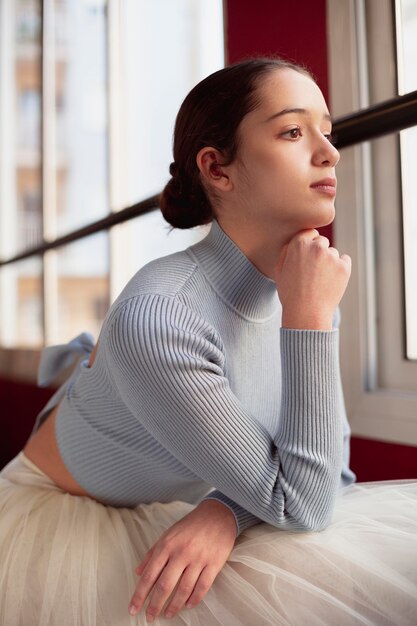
[0,0,224,354]
[327,0,417,445]
[396,0,417,359]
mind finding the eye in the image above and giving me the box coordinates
[281,127,302,140]
[324,132,334,144]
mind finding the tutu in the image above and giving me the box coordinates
[1,453,417,626]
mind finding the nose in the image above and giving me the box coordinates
[312,136,340,168]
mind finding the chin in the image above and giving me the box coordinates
[314,205,336,228]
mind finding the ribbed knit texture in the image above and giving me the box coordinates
[54,221,355,534]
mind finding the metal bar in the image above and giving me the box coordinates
[332,89,417,148]
[0,194,160,266]
[1,88,417,267]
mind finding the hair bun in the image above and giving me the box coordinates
[160,177,213,229]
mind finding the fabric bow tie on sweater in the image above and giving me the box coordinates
[33,332,95,433]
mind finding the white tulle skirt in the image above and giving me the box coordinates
[1,453,417,626]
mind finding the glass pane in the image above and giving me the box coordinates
[0,258,43,348]
[0,0,42,258]
[396,0,417,95]
[119,0,224,206]
[48,0,109,236]
[401,126,417,359]
[55,233,109,343]
[128,209,209,274]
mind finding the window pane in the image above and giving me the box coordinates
[396,0,417,94]
[47,0,109,236]
[396,0,417,359]
[128,210,209,274]
[0,258,43,348]
[119,0,224,206]
[54,233,109,343]
[401,126,417,359]
[0,0,42,258]
[368,133,417,390]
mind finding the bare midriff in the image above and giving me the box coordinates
[23,343,98,498]
[23,405,91,497]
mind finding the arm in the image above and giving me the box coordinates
[106,295,343,532]
[203,306,356,533]
[107,231,348,532]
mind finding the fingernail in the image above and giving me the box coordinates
[146,614,155,623]
[186,602,193,609]
[165,611,174,618]
[128,604,137,616]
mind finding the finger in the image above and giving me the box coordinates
[163,564,202,618]
[296,228,320,241]
[135,548,154,576]
[184,565,218,610]
[327,246,340,258]
[340,253,352,271]
[312,235,330,249]
[128,552,169,616]
[145,563,187,623]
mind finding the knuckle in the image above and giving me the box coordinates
[315,237,328,249]
[155,578,170,594]
[294,234,306,246]
[189,591,205,605]
[178,582,195,596]
[131,593,146,609]
[140,570,155,585]
[166,600,181,612]
[312,242,325,255]
[131,592,144,605]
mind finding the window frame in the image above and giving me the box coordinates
[327,0,417,446]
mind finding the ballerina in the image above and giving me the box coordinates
[1,58,416,626]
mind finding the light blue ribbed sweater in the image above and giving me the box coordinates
[38,220,355,534]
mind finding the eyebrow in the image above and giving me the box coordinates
[265,108,332,123]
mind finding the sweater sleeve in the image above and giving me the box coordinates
[105,294,344,533]
[203,370,355,533]
[204,309,356,534]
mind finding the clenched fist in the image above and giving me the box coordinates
[275,229,351,330]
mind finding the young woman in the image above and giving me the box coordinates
[1,58,416,626]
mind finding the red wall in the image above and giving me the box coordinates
[350,437,417,481]
[0,377,54,469]
[224,0,417,480]
[225,0,329,100]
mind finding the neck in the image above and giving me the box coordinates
[216,215,295,280]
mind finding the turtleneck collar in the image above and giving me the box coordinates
[188,220,280,322]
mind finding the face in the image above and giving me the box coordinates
[227,68,340,230]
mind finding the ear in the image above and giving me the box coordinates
[196,147,233,192]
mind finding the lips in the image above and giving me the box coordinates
[310,177,337,196]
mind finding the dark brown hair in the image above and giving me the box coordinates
[160,58,313,229]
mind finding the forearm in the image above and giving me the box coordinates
[274,328,343,529]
